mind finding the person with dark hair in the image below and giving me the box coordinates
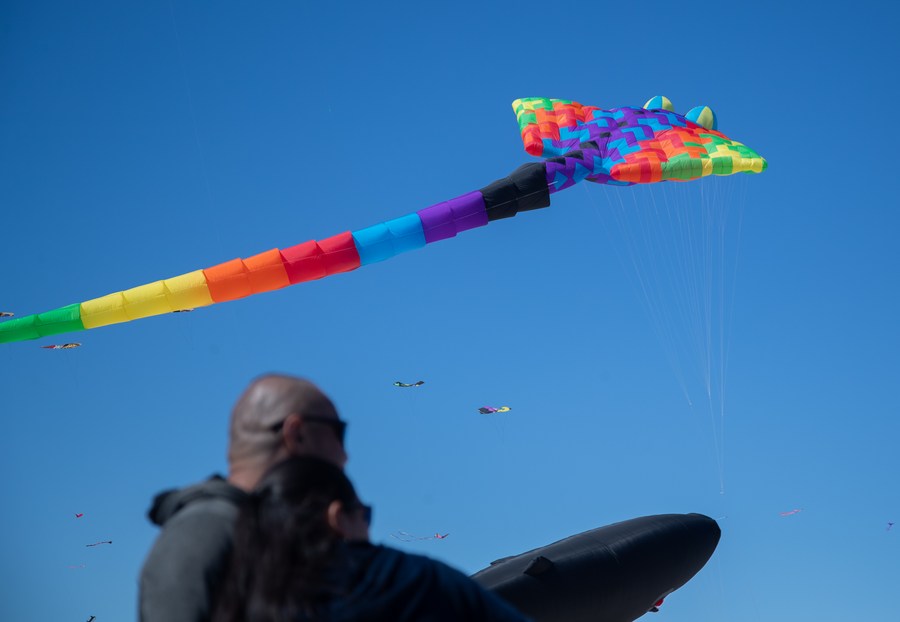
[212,456,530,622]
[140,374,349,622]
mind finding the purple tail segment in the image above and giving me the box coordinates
[418,191,489,244]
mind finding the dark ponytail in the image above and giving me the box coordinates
[212,457,359,622]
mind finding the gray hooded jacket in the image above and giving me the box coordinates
[139,476,248,622]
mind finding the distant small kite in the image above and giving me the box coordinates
[86,540,112,547]
[0,312,13,318]
[391,531,450,542]
[75,513,84,518]
[394,381,424,388]
[478,406,511,414]
[779,509,803,517]
[87,616,96,622]
[41,343,82,350]
[172,308,194,313]
[887,522,894,531]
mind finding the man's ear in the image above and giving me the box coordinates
[326,499,344,534]
[282,413,304,452]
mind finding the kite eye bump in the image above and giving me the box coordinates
[643,96,674,112]
[685,105,718,130]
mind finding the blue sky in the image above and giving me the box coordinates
[1,1,898,620]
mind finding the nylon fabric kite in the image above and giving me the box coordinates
[0,312,13,318]
[391,531,450,542]
[0,96,765,345]
[41,343,81,350]
[479,406,511,414]
[779,509,803,517]
[394,381,424,388]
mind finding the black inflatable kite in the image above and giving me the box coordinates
[471,513,720,622]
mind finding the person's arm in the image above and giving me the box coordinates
[139,499,238,622]
[434,561,532,621]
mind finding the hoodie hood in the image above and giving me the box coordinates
[147,476,248,526]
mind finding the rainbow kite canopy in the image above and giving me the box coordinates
[0,96,766,345]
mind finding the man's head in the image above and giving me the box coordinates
[227,374,347,490]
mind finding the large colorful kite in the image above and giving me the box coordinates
[0,96,765,345]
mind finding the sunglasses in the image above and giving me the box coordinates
[270,415,347,445]
[354,502,373,526]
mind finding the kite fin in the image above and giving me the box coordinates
[523,555,555,577]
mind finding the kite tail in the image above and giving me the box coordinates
[0,162,555,345]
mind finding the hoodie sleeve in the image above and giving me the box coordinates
[337,545,531,621]
[431,560,532,622]
[139,497,241,622]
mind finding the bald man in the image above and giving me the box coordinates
[139,375,347,622]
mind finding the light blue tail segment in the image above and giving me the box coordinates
[352,213,427,266]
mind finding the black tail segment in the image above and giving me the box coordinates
[480,162,551,221]
[471,513,721,622]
